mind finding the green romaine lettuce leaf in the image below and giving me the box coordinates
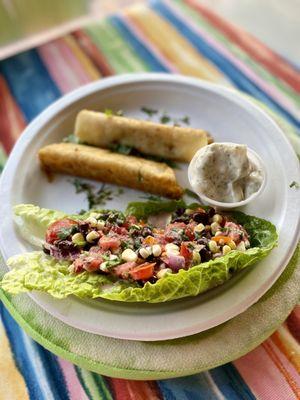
[2,252,132,299]
[125,199,186,220]
[1,203,278,303]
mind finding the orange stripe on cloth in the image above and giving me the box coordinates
[0,323,29,400]
[0,75,26,153]
[272,324,300,374]
[125,5,225,83]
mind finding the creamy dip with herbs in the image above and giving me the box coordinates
[188,143,263,203]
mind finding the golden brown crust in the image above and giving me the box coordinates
[74,110,210,162]
[38,143,183,199]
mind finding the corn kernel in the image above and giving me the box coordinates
[157,268,172,279]
[185,208,195,215]
[85,217,98,227]
[121,248,138,262]
[86,231,100,243]
[165,243,179,251]
[194,223,205,233]
[211,222,221,234]
[72,233,86,246]
[208,240,219,253]
[228,240,236,250]
[152,244,162,257]
[223,245,232,255]
[212,214,223,224]
[139,247,151,259]
[97,220,105,230]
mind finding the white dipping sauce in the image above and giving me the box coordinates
[188,143,263,203]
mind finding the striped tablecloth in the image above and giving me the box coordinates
[0,1,299,399]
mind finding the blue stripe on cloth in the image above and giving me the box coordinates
[158,373,224,400]
[210,364,256,400]
[151,0,300,130]
[0,49,61,122]
[109,15,170,72]
[1,304,70,400]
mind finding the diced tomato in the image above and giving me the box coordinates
[110,225,128,235]
[123,215,138,229]
[85,258,102,272]
[46,218,78,244]
[130,262,155,281]
[180,243,193,260]
[99,236,121,251]
[114,262,136,278]
[72,258,84,273]
[185,226,195,241]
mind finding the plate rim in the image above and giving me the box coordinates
[0,72,299,341]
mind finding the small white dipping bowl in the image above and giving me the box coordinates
[188,143,267,210]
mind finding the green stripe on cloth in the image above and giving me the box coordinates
[75,367,112,400]
[173,0,300,108]
[84,21,150,73]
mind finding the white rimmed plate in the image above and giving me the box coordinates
[0,73,299,341]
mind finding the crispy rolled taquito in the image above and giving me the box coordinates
[74,110,211,162]
[39,143,183,198]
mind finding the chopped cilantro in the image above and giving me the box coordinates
[110,143,133,155]
[71,179,123,210]
[160,114,171,124]
[184,188,199,200]
[104,109,124,117]
[141,106,158,117]
[104,108,114,116]
[63,134,81,144]
[140,194,163,201]
[181,116,190,125]
[289,181,300,189]
[57,226,77,240]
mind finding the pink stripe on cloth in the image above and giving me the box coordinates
[57,358,89,400]
[234,341,300,400]
[38,39,91,93]
[165,0,300,121]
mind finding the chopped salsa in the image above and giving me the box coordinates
[43,206,250,283]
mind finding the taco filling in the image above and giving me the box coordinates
[43,206,250,284]
[0,201,277,302]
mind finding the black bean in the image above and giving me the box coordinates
[175,207,185,216]
[197,237,209,245]
[171,215,190,223]
[78,222,90,236]
[193,212,209,224]
[199,247,212,262]
[141,227,153,237]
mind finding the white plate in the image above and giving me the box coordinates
[0,73,299,341]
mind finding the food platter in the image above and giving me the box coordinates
[0,73,299,341]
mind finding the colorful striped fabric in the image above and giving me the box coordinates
[0,1,299,399]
